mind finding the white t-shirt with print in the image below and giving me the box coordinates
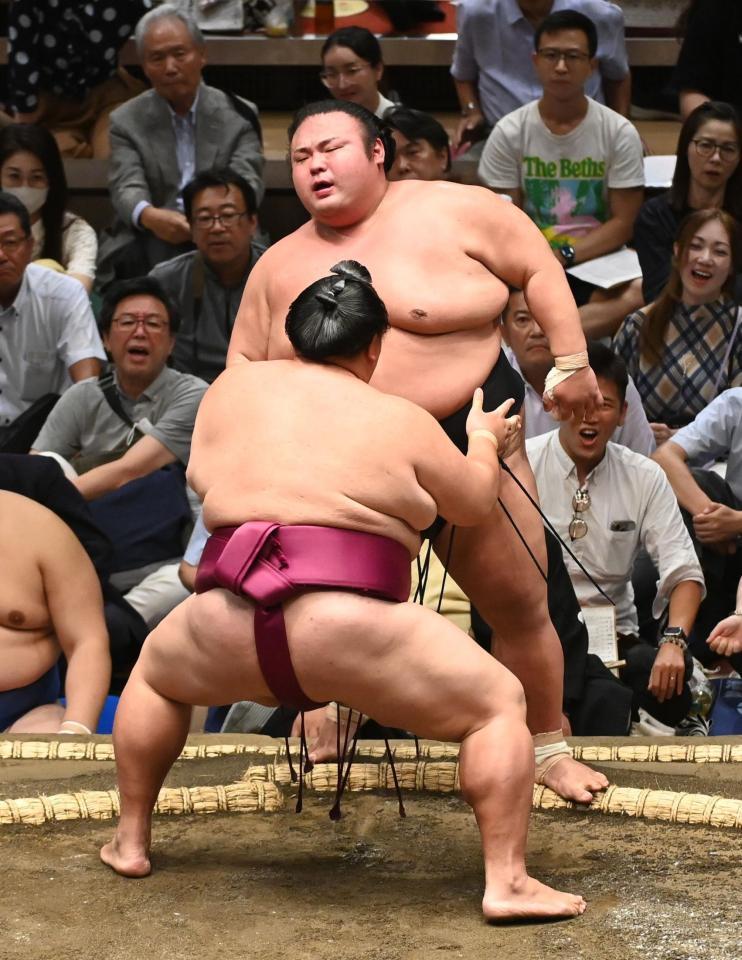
[478,97,644,248]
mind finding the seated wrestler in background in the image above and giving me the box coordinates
[101,262,586,923]
[1,490,110,734]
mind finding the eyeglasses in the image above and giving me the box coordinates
[0,235,27,252]
[320,64,368,86]
[569,487,590,541]
[537,48,590,65]
[192,210,247,230]
[113,314,169,333]
[691,138,740,162]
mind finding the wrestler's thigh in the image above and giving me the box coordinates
[284,593,525,743]
[438,445,549,633]
[135,590,278,708]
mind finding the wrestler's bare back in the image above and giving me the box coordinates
[188,358,497,557]
[0,492,65,690]
[232,179,575,419]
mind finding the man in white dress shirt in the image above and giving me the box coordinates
[527,343,705,727]
[501,287,654,453]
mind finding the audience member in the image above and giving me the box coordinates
[527,343,705,728]
[674,0,742,120]
[31,277,207,618]
[97,4,264,288]
[0,124,98,291]
[706,575,742,674]
[451,0,630,151]
[3,0,149,158]
[0,490,110,734]
[149,169,263,382]
[501,288,654,453]
[653,389,742,669]
[0,452,149,689]
[633,101,742,305]
[320,27,396,119]
[0,192,104,451]
[385,107,451,181]
[614,208,741,444]
[478,10,644,338]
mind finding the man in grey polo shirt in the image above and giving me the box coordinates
[33,276,206,499]
[149,168,264,383]
[0,192,105,444]
[32,276,207,622]
[653,388,742,663]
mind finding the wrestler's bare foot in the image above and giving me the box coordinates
[483,875,587,924]
[541,755,609,804]
[100,833,151,878]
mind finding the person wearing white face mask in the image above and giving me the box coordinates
[0,125,97,292]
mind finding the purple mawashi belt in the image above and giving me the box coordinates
[195,521,411,711]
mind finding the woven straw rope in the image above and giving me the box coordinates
[239,759,742,829]
[0,781,283,827]
[3,739,742,764]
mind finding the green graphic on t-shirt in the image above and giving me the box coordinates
[522,155,607,247]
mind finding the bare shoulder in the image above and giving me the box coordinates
[0,491,79,553]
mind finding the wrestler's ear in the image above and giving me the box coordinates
[366,333,383,366]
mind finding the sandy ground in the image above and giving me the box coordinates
[2,737,742,960]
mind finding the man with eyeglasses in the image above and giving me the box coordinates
[0,192,105,452]
[149,169,263,383]
[32,276,208,628]
[527,342,705,730]
[451,0,630,152]
[478,10,644,339]
[97,4,264,289]
[32,276,206,502]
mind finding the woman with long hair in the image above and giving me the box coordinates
[615,208,741,444]
[320,26,396,119]
[633,101,742,304]
[0,124,97,291]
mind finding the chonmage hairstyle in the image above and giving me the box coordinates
[288,99,396,173]
[0,124,68,263]
[285,260,389,362]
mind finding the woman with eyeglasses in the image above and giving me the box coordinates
[633,100,742,305]
[320,26,397,119]
[0,124,97,293]
[615,208,741,445]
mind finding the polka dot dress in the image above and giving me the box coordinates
[6,0,153,114]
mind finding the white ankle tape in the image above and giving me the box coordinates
[533,730,571,784]
[325,702,352,724]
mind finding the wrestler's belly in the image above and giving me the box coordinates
[1,629,59,691]
[371,324,502,419]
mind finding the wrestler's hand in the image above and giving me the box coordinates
[466,390,522,457]
[707,615,742,658]
[543,365,602,422]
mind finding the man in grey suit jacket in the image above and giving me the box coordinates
[97,4,264,290]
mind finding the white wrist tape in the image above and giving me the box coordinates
[543,351,590,401]
[58,720,92,736]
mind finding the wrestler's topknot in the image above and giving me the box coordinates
[285,260,389,362]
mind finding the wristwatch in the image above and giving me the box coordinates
[559,243,576,268]
[658,626,688,652]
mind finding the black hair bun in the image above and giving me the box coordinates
[330,260,372,284]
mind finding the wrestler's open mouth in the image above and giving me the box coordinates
[312,180,334,195]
